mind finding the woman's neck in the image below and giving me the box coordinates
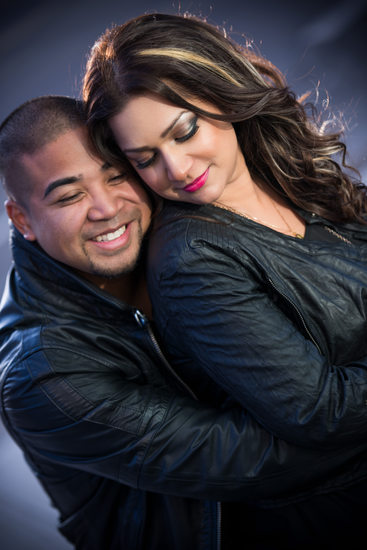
[215,173,306,238]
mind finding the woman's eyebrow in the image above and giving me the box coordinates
[160,111,187,138]
[123,111,188,153]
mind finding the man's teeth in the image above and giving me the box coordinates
[95,225,126,242]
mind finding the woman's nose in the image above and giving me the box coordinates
[163,150,191,182]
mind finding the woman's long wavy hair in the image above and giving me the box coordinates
[83,12,366,223]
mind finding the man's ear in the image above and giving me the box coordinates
[5,199,36,241]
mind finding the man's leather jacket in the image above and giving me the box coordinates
[1,226,366,549]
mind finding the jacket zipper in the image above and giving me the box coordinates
[267,276,323,356]
[133,309,198,400]
[134,309,222,549]
[216,501,222,550]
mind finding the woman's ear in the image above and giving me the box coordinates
[5,199,36,241]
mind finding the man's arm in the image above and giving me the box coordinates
[1,349,365,505]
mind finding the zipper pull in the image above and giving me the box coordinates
[134,309,148,328]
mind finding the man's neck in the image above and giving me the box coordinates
[83,268,152,319]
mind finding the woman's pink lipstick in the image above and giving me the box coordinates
[183,168,209,193]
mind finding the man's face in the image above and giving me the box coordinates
[7,126,152,286]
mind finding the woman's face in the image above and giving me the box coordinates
[109,93,248,204]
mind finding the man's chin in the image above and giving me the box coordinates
[76,255,140,286]
[91,259,139,279]
[96,265,137,279]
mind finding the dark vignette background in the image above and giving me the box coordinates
[0,1,366,548]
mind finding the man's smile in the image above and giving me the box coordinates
[93,224,127,242]
[89,222,133,251]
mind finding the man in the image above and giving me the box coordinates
[0,96,364,550]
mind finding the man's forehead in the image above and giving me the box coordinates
[20,126,91,164]
[18,127,104,188]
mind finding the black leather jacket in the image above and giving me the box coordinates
[1,227,366,549]
[147,201,367,547]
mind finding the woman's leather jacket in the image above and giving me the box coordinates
[147,202,367,546]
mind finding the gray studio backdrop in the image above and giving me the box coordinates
[0,0,366,549]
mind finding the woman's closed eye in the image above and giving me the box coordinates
[134,115,200,170]
[174,115,199,143]
[135,152,158,170]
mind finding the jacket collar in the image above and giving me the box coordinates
[158,201,367,240]
[4,225,132,321]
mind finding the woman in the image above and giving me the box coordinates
[83,12,367,548]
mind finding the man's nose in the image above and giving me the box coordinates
[87,186,120,220]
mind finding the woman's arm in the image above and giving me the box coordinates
[148,223,367,449]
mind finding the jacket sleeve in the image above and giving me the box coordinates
[147,230,367,449]
[1,350,364,505]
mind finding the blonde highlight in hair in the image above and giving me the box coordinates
[138,48,242,86]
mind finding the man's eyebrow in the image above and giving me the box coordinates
[43,163,111,198]
[123,111,188,153]
[43,176,82,199]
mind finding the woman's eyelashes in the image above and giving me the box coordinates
[175,115,199,143]
[134,116,199,170]
[135,152,158,170]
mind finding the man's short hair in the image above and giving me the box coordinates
[0,95,86,205]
